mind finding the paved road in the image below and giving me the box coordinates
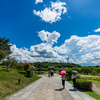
[6,74,96,100]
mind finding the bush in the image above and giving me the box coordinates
[27,70,33,77]
[16,64,24,70]
[76,79,92,90]
[34,71,46,75]
[66,69,72,76]
[66,69,73,80]
[24,63,31,72]
[91,70,98,75]
[76,74,81,79]
[66,76,71,81]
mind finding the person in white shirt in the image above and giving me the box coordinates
[71,72,76,89]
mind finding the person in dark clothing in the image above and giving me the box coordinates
[71,72,76,89]
[62,75,66,89]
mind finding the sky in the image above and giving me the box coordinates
[1,0,100,66]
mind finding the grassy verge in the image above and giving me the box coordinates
[67,80,100,100]
[0,66,41,99]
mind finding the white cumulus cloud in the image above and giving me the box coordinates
[35,0,43,4]
[38,30,60,46]
[10,33,100,66]
[54,35,100,65]
[33,1,67,23]
[94,28,100,32]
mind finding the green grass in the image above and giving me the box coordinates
[0,65,41,99]
[67,80,100,100]
[84,90,100,100]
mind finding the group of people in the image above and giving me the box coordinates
[61,72,76,89]
[48,71,53,77]
[48,70,76,89]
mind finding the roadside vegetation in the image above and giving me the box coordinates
[67,80,100,100]
[0,65,41,99]
[66,70,100,100]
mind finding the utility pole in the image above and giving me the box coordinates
[66,58,69,69]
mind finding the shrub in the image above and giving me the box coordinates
[76,74,81,79]
[92,77,97,80]
[34,71,46,75]
[76,79,92,90]
[0,60,6,65]
[34,71,38,74]
[23,63,31,72]
[66,76,71,81]
[66,69,73,80]
[66,69,72,76]
[91,70,97,75]
[5,60,11,71]
[16,64,24,70]
[27,70,33,77]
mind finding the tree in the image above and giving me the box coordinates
[0,50,6,60]
[0,37,12,56]
[81,67,91,75]
[9,57,18,68]
[5,56,18,71]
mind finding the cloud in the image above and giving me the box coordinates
[10,45,33,62]
[38,30,60,46]
[30,30,60,58]
[30,44,58,58]
[10,30,61,62]
[10,33,100,66]
[33,1,67,23]
[54,35,100,65]
[94,28,100,32]
[35,0,43,4]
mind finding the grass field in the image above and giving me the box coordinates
[0,65,41,99]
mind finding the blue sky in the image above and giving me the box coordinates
[1,0,100,66]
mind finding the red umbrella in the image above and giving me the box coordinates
[59,71,66,76]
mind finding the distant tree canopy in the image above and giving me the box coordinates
[33,62,81,68]
[0,37,12,55]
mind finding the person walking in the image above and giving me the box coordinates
[48,71,51,77]
[62,74,66,89]
[71,72,76,89]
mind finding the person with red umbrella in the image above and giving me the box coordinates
[59,70,66,89]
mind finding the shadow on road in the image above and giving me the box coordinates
[69,89,77,91]
[55,88,64,91]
